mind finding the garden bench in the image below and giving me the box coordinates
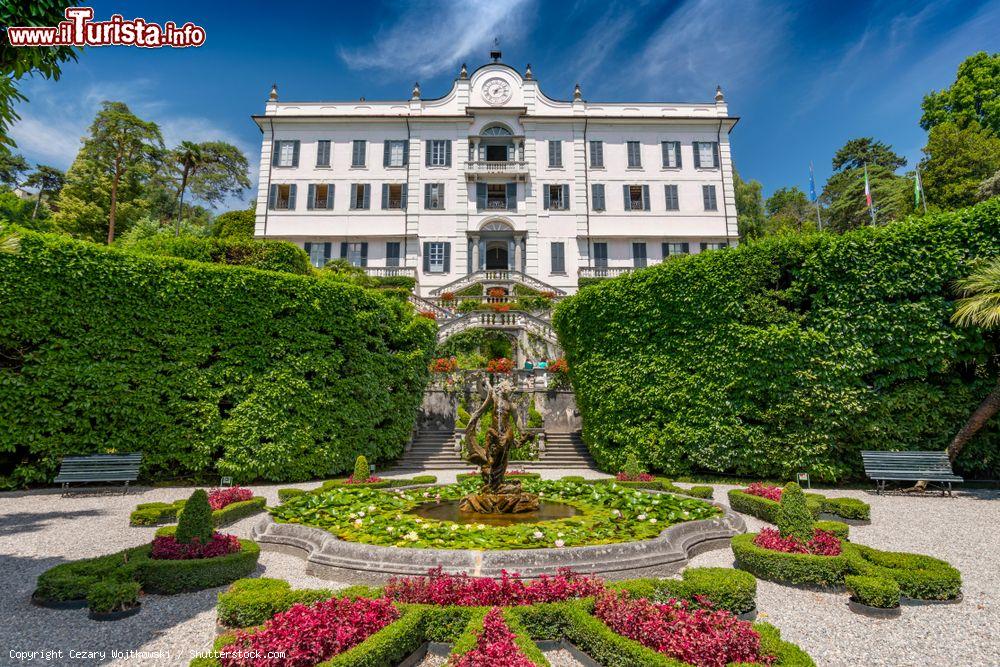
[861,451,962,496]
[53,453,142,493]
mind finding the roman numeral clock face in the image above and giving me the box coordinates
[482,77,512,105]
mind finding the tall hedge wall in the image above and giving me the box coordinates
[554,199,1000,481]
[129,235,312,275]
[0,230,435,488]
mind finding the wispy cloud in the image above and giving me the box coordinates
[630,0,794,100]
[339,0,534,78]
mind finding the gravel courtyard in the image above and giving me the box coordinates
[1,473,997,667]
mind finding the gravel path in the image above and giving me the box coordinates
[0,474,997,666]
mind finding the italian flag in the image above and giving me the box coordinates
[863,164,872,209]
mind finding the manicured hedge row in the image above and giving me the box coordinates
[560,476,714,499]
[130,496,266,527]
[34,540,260,610]
[128,235,311,275]
[0,229,435,487]
[845,575,900,609]
[554,199,1000,481]
[609,567,757,615]
[731,533,850,587]
[728,490,867,524]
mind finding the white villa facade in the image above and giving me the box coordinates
[252,54,739,297]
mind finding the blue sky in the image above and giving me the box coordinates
[7,0,1000,209]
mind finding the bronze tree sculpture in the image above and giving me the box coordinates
[459,377,540,514]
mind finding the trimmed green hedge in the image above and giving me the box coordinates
[820,497,870,521]
[128,235,311,275]
[34,539,260,609]
[0,229,435,487]
[845,575,900,609]
[731,533,850,587]
[728,489,866,524]
[554,199,1000,481]
[218,578,334,628]
[277,475,439,502]
[130,496,266,527]
[569,476,715,499]
[610,567,757,615]
[813,520,850,541]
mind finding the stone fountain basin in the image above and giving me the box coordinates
[252,488,746,583]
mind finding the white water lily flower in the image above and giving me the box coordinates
[554,539,565,548]
[612,509,621,517]
[637,514,647,521]
[450,525,459,531]
[533,531,543,539]
[557,532,564,537]
[649,518,657,524]
[386,527,394,533]
[414,518,423,523]
[405,531,419,541]
[354,519,363,527]
[652,500,660,505]
[368,505,376,512]
[423,492,430,497]
[357,511,365,518]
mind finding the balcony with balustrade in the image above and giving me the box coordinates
[465,160,530,181]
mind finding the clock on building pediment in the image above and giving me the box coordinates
[482,77,512,106]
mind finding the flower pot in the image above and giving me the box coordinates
[88,603,141,621]
[737,606,758,621]
[847,597,901,619]
[31,594,88,610]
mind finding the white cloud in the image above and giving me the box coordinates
[339,0,534,78]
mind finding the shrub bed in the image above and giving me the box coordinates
[217,578,335,628]
[843,544,961,600]
[610,567,757,615]
[845,575,900,609]
[728,488,867,523]
[270,478,719,550]
[130,496,266,527]
[451,607,546,667]
[554,199,1000,481]
[731,533,850,587]
[128,235,311,275]
[0,229,435,488]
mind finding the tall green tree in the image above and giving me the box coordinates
[921,121,1000,210]
[763,187,819,236]
[0,150,30,188]
[0,2,78,147]
[822,138,912,232]
[733,169,765,241]
[22,165,64,220]
[921,52,1000,135]
[832,137,907,171]
[980,170,1000,201]
[168,141,250,232]
[53,102,163,244]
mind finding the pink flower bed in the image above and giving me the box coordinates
[616,472,655,482]
[752,528,842,556]
[208,486,254,510]
[383,568,604,607]
[220,596,400,667]
[150,533,241,560]
[452,607,535,667]
[744,483,782,502]
[595,592,771,667]
[345,475,383,484]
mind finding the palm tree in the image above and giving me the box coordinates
[945,258,1000,463]
[173,141,204,234]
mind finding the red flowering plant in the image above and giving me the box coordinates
[616,472,655,482]
[151,533,242,560]
[744,482,783,502]
[451,607,535,667]
[383,568,604,607]
[486,358,514,374]
[491,302,511,313]
[220,596,400,667]
[440,291,456,303]
[752,527,842,556]
[548,358,568,374]
[345,475,383,484]
[419,310,438,320]
[487,287,507,299]
[595,591,772,667]
[207,486,254,511]
[540,290,557,300]
[431,356,459,373]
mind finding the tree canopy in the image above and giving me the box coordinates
[921,51,1000,135]
[832,137,907,172]
[921,121,1000,210]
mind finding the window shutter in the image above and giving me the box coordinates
[291,141,300,167]
[562,184,570,210]
[307,184,315,210]
[675,142,682,168]
[443,242,451,273]
[350,184,358,209]
[681,242,689,253]
[326,184,334,209]
[425,140,432,166]
[360,242,368,266]
[642,185,650,211]
[423,243,430,273]
[661,141,669,168]
[693,143,701,169]
[403,141,409,166]
[323,242,332,264]
[661,242,668,258]
[476,183,486,210]
[271,141,281,167]
[383,141,391,167]
[287,184,297,209]
[543,185,551,210]
[424,183,431,209]
[381,183,389,209]
[304,242,312,258]
[363,184,370,209]
[401,184,408,209]
[444,140,452,167]
[268,184,278,209]
[712,142,720,168]
[341,242,348,259]
[622,184,629,210]
[506,182,516,211]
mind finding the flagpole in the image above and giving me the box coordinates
[864,162,876,225]
[809,162,822,231]
[916,164,928,214]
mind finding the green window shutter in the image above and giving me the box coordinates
[402,141,409,165]
[674,142,682,168]
[363,184,371,209]
[424,184,431,209]
[268,184,278,209]
[349,184,358,209]
[562,184,570,210]
[287,184,297,209]
[326,184,334,209]
[506,182,516,211]
[622,184,629,210]
[476,183,486,210]
[383,141,391,167]
[693,143,702,169]
[304,242,312,258]
[422,243,431,272]
[340,242,348,259]
[307,184,315,210]
[661,141,669,168]
[323,243,331,264]
[381,183,389,209]
[642,185,650,211]
[661,242,668,258]
[444,140,452,167]
[425,140,432,166]
[291,141,300,167]
[360,242,368,267]
[712,142,720,168]
[543,185,551,210]
[401,184,408,209]
[271,141,281,167]
[443,242,451,273]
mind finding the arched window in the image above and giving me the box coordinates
[481,125,513,136]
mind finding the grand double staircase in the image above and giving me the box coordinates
[390,430,596,473]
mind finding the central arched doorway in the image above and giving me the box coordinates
[485,240,509,269]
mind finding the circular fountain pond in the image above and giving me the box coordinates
[410,499,579,526]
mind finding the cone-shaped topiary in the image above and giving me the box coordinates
[622,452,645,478]
[776,482,813,543]
[176,489,214,544]
[353,455,370,482]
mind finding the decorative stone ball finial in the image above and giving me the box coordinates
[715,85,725,102]
[268,83,278,101]
[573,83,582,101]
[412,81,421,99]
[460,63,468,79]
[524,63,533,80]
